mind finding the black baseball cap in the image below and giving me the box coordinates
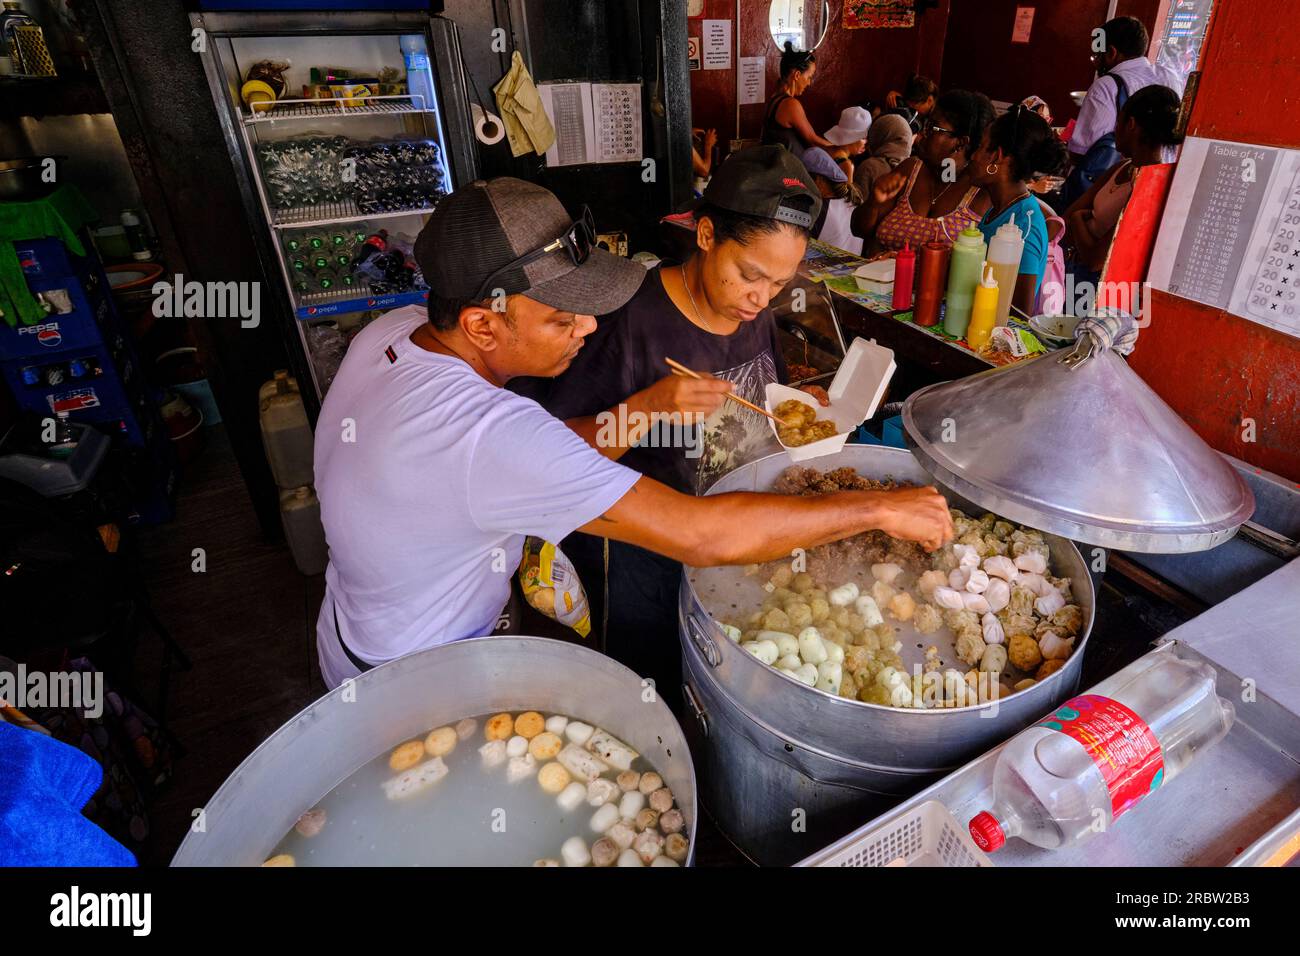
[698,145,823,229]
[414,177,646,315]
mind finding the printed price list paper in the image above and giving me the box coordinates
[538,82,643,167]
[1149,137,1300,338]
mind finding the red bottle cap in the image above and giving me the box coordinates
[897,241,914,262]
[968,811,1005,852]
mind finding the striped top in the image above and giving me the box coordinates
[876,162,982,251]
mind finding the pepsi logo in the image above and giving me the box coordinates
[36,327,62,348]
[367,298,377,307]
[307,307,318,315]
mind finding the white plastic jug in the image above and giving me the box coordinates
[279,485,328,576]
[259,371,314,489]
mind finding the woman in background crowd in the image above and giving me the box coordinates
[853,112,913,196]
[968,104,1070,315]
[1063,84,1183,287]
[762,43,866,167]
[852,90,996,253]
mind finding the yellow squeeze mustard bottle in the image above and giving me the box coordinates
[966,264,999,352]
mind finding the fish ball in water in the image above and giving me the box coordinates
[557,781,587,812]
[638,771,663,794]
[538,761,572,794]
[618,790,646,820]
[616,770,641,792]
[649,787,675,813]
[591,838,619,867]
[586,777,619,806]
[590,802,620,833]
[506,735,528,758]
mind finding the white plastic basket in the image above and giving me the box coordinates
[798,801,994,867]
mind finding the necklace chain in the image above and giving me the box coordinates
[681,263,722,334]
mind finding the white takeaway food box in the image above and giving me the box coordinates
[764,336,896,463]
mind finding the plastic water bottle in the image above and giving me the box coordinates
[400,34,436,112]
[968,652,1235,853]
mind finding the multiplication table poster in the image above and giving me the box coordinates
[1149,137,1300,339]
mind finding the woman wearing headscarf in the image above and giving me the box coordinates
[853,112,914,196]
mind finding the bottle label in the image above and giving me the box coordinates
[1036,694,1164,821]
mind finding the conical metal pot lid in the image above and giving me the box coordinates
[902,333,1255,553]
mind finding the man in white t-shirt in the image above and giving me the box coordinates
[313,177,954,689]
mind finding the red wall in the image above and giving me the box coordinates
[939,0,1109,121]
[688,0,950,145]
[1127,0,1300,483]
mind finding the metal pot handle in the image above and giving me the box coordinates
[682,682,708,739]
[685,612,722,668]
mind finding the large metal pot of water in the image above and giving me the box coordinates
[678,447,1094,865]
[173,636,697,866]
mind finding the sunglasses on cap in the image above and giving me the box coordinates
[473,206,597,301]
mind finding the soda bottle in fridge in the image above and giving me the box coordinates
[968,651,1235,853]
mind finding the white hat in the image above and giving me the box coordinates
[823,106,872,145]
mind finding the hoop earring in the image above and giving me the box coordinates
[986,163,999,176]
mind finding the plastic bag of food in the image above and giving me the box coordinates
[518,538,591,637]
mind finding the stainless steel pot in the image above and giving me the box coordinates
[678,446,1094,865]
[172,636,697,866]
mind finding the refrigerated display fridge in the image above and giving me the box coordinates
[189,4,479,406]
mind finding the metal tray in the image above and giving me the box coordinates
[800,640,1300,867]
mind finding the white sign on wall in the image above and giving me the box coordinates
[738,56,765,105]
[703,19,732,70]
[1149,136,1300,339]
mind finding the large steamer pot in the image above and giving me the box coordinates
[679,447,1095,866]
[173,636,697,866]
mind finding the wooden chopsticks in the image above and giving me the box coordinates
[664,356,785,425]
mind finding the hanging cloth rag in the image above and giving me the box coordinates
[492,50,556,158]
[0,184,101,327]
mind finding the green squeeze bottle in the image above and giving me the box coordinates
[944,226,987,338]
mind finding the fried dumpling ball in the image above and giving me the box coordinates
[485,713,514,741]
[638,771,663,795]
[617,770,642,792]
[659,808,685,834]
[424,726,458,758]
[538,761,572,794]
[388,739,425,772]
[664,832,690,862]
[649,787,675,814]
[528,731,563,760]
[514,711,545,739]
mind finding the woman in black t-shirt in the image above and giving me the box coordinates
[527,147,830,709]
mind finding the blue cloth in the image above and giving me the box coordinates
[0,720,136,866]
[979,194,1049,296]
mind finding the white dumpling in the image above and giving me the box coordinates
[1017,572,1053,598]
[949,567,971,590]
[933,586,965,610]
[828,582,859,606]
[618,790,646,820]
[506,735,529,758]
[981,612,1005,645]
[984,578,1011,613]
[1039,630,1075,660]
[965,569,990,594]
[983,555,1019,581]
[506,753,538,783]
[793,663,818,686]
[617,848,644,867]
[556,781,587,813]
[587,777,620,806]
[478,739,507,769]
[742,640,779,665]
[565,721,595,746]
[953,543,982,569]
[854,595,884,627]
[1015,552,1048,575]
[545,715,569,735]
[590,802,621,833]
[777,654,802,671]
[1034,591,1066,617]
[561,836,591,867]
[797,627,828,664]
[961,592,990,614]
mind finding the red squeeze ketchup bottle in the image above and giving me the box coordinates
[891,243,915,312]
[913,241,950,327]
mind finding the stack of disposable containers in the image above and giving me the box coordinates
[259,371,327,575]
